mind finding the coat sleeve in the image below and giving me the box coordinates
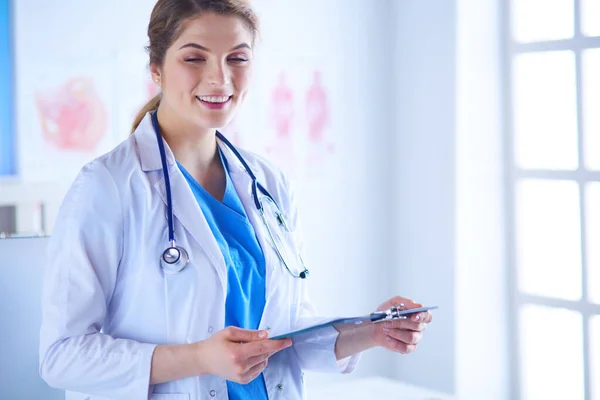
[281,174,361,374]
[39,161,156,399]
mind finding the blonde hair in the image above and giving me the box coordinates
[130,0,259,134]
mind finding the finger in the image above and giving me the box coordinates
[245,353,270,370]
[386,329,422,345]
[410,311,432,323]
[225,326,269,343]
[384,337,418,354]
[383,320,427,332]
[240,360,268,384]
[386,297,418,309]
[244,338,292,357]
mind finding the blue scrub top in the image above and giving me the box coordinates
[178,150,268,400]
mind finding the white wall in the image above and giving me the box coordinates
[390,1,510,398]
[392,0,457,394]
[456,0,509,398]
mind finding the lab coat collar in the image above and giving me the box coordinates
[133,112,247,175]
[134,112,173,172]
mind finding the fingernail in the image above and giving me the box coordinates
[286,339,293,347]
[258,330,267,338]
[387,337,393,343]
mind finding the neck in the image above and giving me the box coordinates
[156,103,218,175]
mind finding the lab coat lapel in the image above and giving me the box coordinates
[154,168,227,290]
[225,158,277,300]
[135,113,227,291]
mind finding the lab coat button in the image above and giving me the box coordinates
[209,390,216,397]
[277,383,284,391]
[208,326,214,333]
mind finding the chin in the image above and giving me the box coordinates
[208,117,233,130]
[190,113,233,130]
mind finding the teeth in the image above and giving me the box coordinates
[198,95,230,103]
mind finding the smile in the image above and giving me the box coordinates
[195,95,232,110]
[196,95,232,103]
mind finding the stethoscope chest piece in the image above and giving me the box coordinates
[160,246,190,274]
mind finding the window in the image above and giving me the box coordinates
[504,1,600,399]
[0,0,13,176]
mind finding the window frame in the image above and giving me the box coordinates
[502,0,600,399]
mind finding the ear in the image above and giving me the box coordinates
[150,63,162,85]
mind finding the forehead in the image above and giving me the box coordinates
[174,12,254,50]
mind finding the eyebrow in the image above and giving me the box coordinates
[178,42,251,51]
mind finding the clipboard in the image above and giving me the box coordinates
[270,306,438,340]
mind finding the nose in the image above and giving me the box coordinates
[206,59,230,87]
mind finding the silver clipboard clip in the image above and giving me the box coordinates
[370,305,411,323]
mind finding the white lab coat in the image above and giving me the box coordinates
[39,112,360,400]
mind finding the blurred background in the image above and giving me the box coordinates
[0,0,598,399]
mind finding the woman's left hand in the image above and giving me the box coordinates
[370,296,433,354]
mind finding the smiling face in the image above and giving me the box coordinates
[151,12,254,130]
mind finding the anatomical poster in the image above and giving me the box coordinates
[18,60,115,184]
[301,66,337,178]
[260,60,338,180]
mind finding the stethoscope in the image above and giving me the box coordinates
[152,111,309,279]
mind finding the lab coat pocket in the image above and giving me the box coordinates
[149,394,190,400]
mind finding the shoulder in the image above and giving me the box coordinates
[58,137,139,220]
[93,136,140,181]
[78,135,142,191]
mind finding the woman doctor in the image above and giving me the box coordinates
[39,0,433,399]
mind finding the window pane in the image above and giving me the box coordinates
[512,52,578,170]
[582,0,600,37]
[516,180,582,300]
[585,183,600,304]
[591,315,600,400]
[582,49,600,170]
[519,304,584,400]
[511,0,574,42]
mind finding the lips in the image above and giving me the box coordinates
[195,95,232,110]
[196,95,232,103]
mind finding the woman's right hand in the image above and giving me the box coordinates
[194,326,292,384]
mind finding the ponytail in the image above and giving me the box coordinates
[131,94,161,134]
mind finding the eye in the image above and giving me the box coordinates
[184,58,205,63]
[228,57,249,64]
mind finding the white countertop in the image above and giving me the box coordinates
[310,376,453,400]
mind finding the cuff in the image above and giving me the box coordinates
[139,343,158,399]
[292,325,361,374]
